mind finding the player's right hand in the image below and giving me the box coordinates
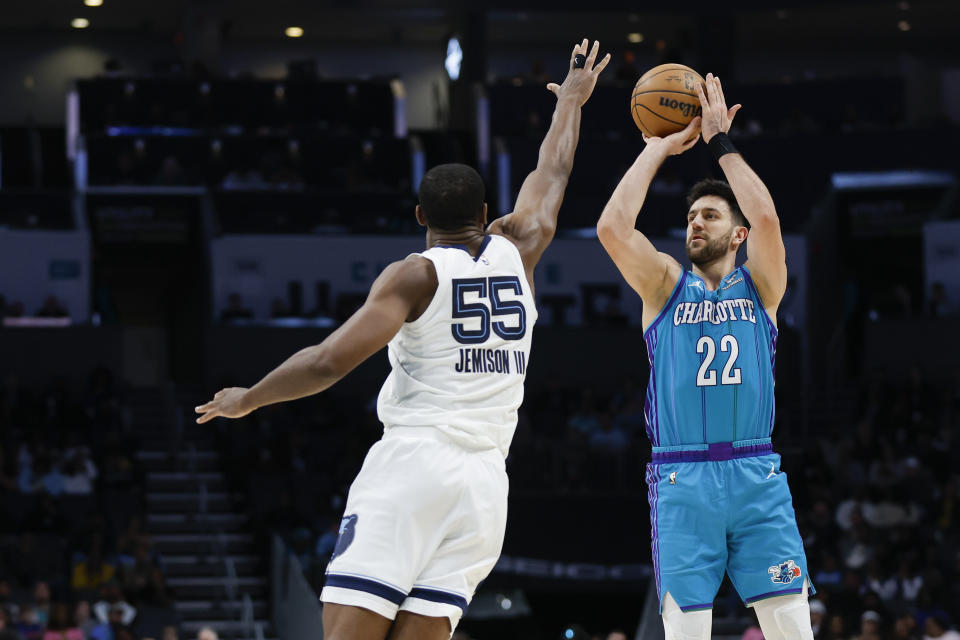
[546,39,611,106]
[642,116,701,157]
[195,387,253,423]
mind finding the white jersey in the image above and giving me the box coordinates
[377,234,537,457]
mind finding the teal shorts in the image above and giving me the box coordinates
[646,444,814,612]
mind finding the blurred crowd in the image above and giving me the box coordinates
[0,295,70,321]
[0,369,176,640]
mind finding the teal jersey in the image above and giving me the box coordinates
[643,266,777,447]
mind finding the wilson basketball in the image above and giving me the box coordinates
[630,63,705,137]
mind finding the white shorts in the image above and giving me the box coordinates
[320,427,509,631]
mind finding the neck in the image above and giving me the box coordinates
[426,226,487,251]
[691,255,737,291]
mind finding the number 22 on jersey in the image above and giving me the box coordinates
[696,334,742,387]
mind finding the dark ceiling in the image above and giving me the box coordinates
[1,0,955,56]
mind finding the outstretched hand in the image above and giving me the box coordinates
[195,387,253,423]
[546,38,611,106]
[642,116,702,157]
[696,72,741,143]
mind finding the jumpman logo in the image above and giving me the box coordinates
[669,471,677,485]
[766,463,777,479]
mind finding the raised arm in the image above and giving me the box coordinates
[194,256,437,423]
[596,119,700,313]
[488,39,610,282]
[697,73,786,310]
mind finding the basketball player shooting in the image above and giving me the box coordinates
[195,39,610,640]
[596,73,814,640]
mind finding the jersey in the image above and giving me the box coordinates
[377,234,537,457]
[642,266,777,447]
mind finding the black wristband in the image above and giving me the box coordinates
[708,132,738,161]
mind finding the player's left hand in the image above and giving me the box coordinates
[696,72,741,143]
[195,387,253,423]
[547,38,612,107]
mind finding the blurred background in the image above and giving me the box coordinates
[0,1,958,639]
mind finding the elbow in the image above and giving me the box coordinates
[596,216,620,247]
[750,208,779,229]
[307,347,342,381]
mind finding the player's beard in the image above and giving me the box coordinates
[686,230,732,266]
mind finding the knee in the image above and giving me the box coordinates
[754,595,814,640]
[662,593,711,640]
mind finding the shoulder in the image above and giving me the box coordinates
[373,256,438,298]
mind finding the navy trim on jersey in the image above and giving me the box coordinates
[408,587,469,611]
[643,271,688,337]
[436,235,493,262]
[740,267,778,337]
[324,574,407,605]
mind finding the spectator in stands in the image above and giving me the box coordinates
[4,302,24,319]
[892,614,918,640]
[88,603,124,640]
[18,455,64,496]
[119,544,152,598]
[28,583,49,628]
[161,625,177,640]
[924,616,960,640]
[43,603,83,640]
[93,581,136,627]
[219,294,253,323]
[196,628,217,640]
[73,602,96,638]
[15,606,43,640]
[116,518,152,563]
[62,448,97,495]
[605,631,628,640]
[820,613,846,640]
[859,611,882,640]
[71,542,116,593]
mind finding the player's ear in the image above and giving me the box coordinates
[415,205,427,228]
[734,225,748,247]
[481,202,488,227]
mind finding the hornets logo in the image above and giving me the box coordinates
[768,559,802,585]
[331,514,358,560]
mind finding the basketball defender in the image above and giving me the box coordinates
[195,40,610,640]
[596,74,814,640]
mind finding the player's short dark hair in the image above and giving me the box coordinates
[686,179,749,229]
[418,163,485,231]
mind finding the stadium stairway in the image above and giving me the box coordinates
[129,387,276,640]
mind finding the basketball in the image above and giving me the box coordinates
[630,63,705,137]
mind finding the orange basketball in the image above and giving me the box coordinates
[630,63,705,138]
